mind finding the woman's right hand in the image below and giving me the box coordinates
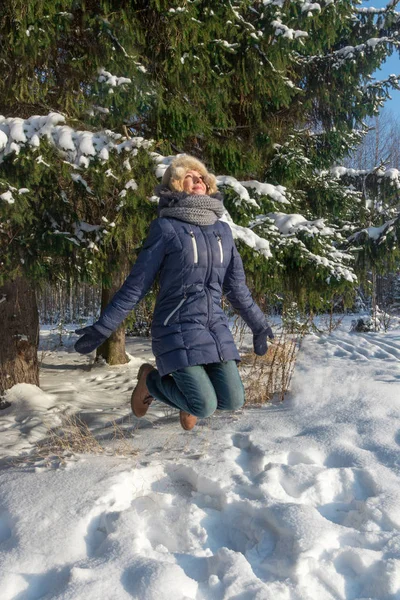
[74,325,108,354]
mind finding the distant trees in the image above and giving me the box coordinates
[340,108,400,316]
[350,110,400,171]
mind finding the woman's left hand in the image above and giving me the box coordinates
[253,326,274,356]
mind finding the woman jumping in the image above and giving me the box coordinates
[75,155,273,430]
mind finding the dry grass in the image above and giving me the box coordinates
[239,330,300,404]
[23,413,139,467]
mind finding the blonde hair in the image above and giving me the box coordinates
[161,155,218,194]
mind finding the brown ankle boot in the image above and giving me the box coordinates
[131,363,155,418]
[179,411,197,431]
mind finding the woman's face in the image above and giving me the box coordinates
[183,170,207,195]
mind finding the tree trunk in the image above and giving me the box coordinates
[372,266,378,331]
[0,276,40,395]
[96,258,130,365]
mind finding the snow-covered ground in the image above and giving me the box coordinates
[1,322,400,600]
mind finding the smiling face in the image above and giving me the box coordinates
[182,170,207,195]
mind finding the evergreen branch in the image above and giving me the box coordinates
[99,18,132,59]
[355,0,400,15]
[296,35,400,65]
[362,73,400,92]
[227,1,256,32]
[347,215,400,246]
[253,44,283,74]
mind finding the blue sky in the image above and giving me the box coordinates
[362,0,400,117]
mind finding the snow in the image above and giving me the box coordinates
[266,212,336,237]
[385,168,400,183]
[241,181,290,204]
[216,176,260,208]
[1,322,400,599]
[0,191,14,204]
[0,114,148,169]
[301,2,321,13]
[79,132,97,156]
[223,215,273,258]
[58,126,76,152]
[98,68,132,87]
[349,218,397,243]
[71,173,93,194]
[272,19,308,40]
[0,129,7,150]
[99,147,110,161]
[331,165,400,189]
[36,155,50,167]
[125,179,138,191]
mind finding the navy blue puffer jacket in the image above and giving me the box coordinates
[94,216,268,376]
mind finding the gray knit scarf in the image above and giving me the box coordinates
[157,188,224,226]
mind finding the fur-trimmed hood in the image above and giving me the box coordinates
[161,155,218,194]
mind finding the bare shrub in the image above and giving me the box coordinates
[239,330,301,404]
[231,314,250,353]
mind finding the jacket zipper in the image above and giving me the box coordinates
[203,230,224,361]
[163,294,187,326]
[213,231,223,263]
[190,231,198,264]
[217,235,223,263]
[203,232,212,326]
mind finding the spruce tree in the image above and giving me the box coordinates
[1,1,400,392]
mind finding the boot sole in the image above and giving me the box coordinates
[131,363,154,418]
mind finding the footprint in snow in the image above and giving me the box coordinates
[286,450,321,466]
[12,566,71,600]
[84,510,120,558]
[0,512,13,545]
[231,433,266,478]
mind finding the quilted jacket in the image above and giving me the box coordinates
[94,216,268,376]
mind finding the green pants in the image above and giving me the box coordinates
[146,360,245,417]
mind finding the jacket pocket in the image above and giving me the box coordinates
[163,295,187,326]
[189,231,198,264]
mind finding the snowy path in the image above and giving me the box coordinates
[1,327,400,599]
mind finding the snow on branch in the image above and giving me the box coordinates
[216,176,260,208]
[97,68,132,87]
[0,113,152,168]
[361,73,400,108]
[299,36,400,67]
[355,0,400,15]
[0,117,357,285]
[348,216,399,245]
[241,181,290,204]
[258,212,337,238]
[263,0,327,9]
[246,211,355,282]
[330,165,400,189]
[223,212,272,258]
[271,18,308,40]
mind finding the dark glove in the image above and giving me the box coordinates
[74,325,109,354]
[253,325,274,356]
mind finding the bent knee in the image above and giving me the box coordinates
[218,389,245,411]
[230,392,245,410]
[189,399,217,418]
